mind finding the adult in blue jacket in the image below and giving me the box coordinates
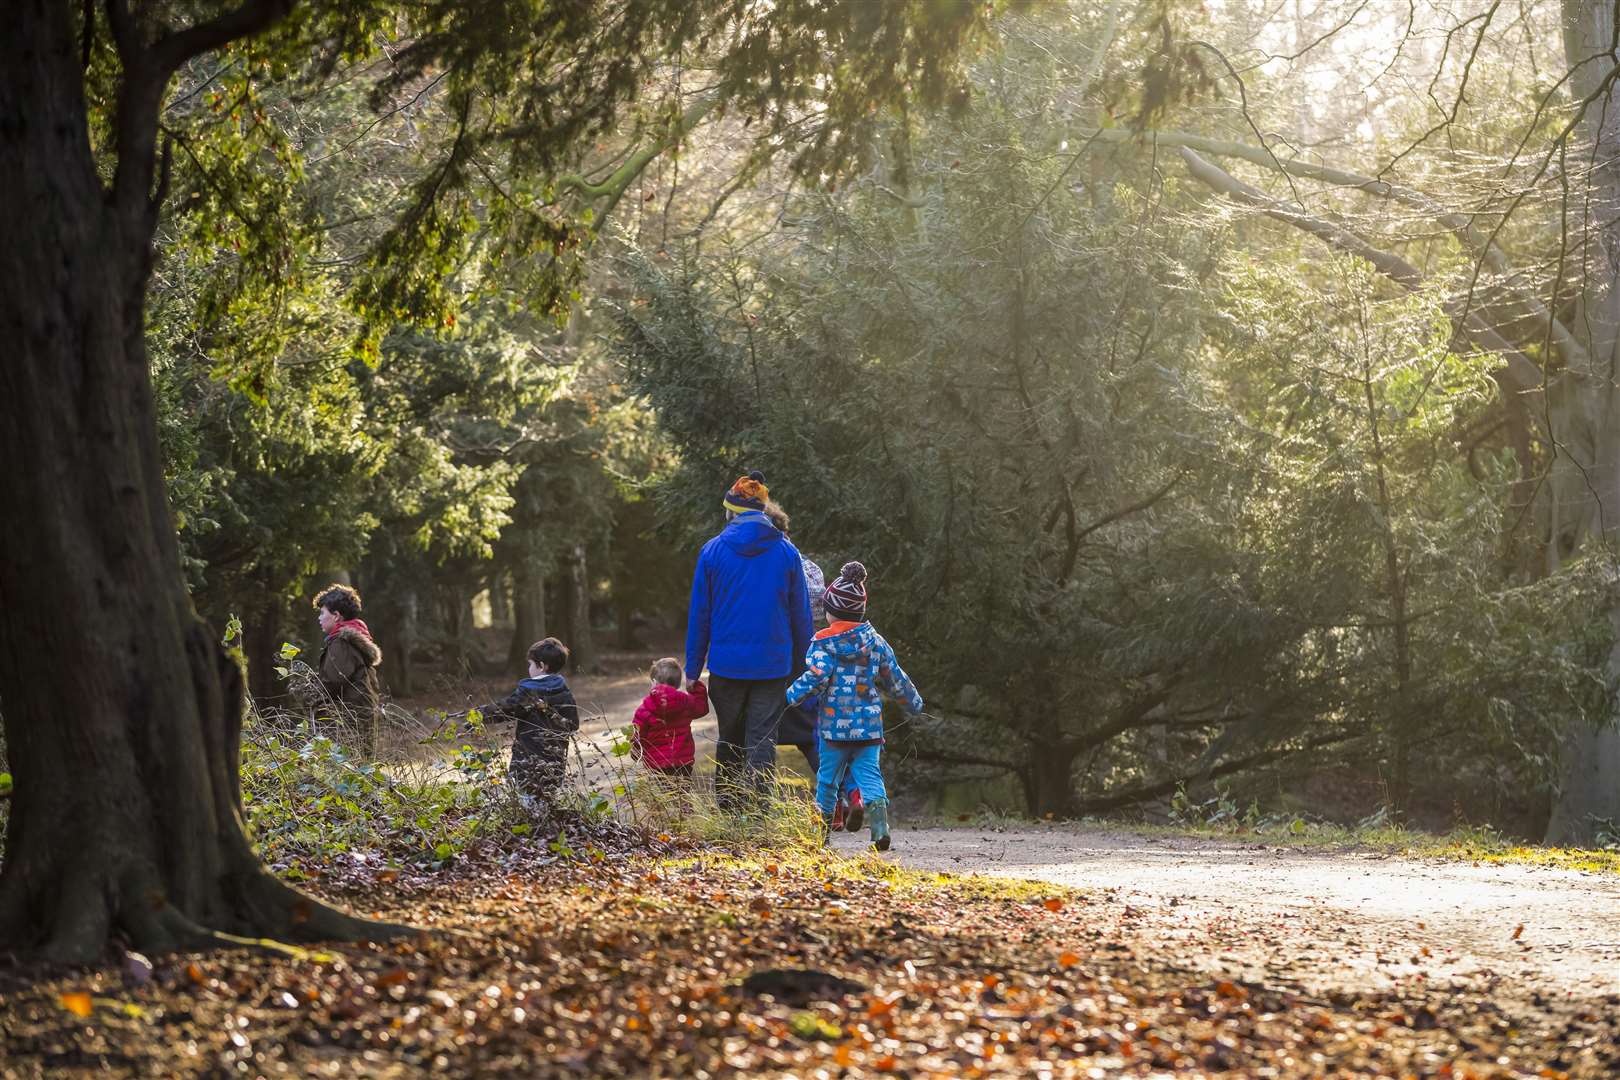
[685,471,814,808]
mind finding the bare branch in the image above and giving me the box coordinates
[1072,730,1362,814]
[1070,471,1184,548]
[1179,147,1545,400]
[1081,125,1589,372]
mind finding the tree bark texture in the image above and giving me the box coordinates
[567,542,595,674]
[242,596,284,706]
[507,557,547,670]
[1022,748,1079,819]
[0,1,397,960]
[1543,0,1620,844]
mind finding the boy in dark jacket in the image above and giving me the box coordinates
[786,562,923,851]
[684,471,814,807]
[485,637,580,800]
[632,657,708,787]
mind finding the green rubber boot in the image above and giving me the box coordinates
[817,807,835,846]
[867,799,891,852]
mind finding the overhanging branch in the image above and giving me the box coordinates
[1078,126,1587,373]
[149,0,295,79]
[1179,147,1547,405]
[554,91,721,223]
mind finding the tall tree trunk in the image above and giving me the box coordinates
[568,542,596,674]
[616,594,638,650]
[1022,745,1079,819]
[440,584,471,675]
[242,595,284,707]
[393,584,419,698]
[0,2,395,960]
[1545,0,1620,844]
[507,558,548,670]
[489,566,511,627]
[1361,355,1414,817]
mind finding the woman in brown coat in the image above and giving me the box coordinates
[311,583,382,757]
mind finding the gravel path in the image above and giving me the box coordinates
[394,661,1620,1012]
[830,824,1620,1007]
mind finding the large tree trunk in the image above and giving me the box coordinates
[241,595,285,707]
[0,2,397,961]
[507,556,548,670]
[1544,0,1620,844]
[393,584,419,697]
[489,566,511,627]
[1022,746,1079,819]
[567,542,596,674]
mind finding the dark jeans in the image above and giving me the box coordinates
[709,674,789,809]
[778,703,819,774]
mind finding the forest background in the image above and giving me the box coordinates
[8,0,1620,854]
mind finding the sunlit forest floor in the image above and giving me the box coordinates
[877,825,1620,1005]
[8,642,1614,1077]
[2,844,1615,1078]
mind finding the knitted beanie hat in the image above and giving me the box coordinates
[823,561,868,620]
[722,470,769,515]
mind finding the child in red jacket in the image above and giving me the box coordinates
[632,657,708,787]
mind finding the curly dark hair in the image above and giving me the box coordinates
[313,583,362,620]
[527,637,569,674]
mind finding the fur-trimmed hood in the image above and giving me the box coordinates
[327,626,382,667]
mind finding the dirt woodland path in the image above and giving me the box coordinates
[395,663,1620,1014]
[854,827,1620,1009]
[549,678,1620,1012]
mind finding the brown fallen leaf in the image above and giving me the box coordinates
[1042,898,1064,913]
[1512,924,1525,940]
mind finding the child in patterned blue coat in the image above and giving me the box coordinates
[785,561,923,850]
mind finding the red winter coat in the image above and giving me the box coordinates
[632,681,707,769]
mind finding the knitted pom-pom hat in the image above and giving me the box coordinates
[823,561,868,620]
[722,469,769,515]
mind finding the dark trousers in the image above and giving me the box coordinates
[708,674,788,809]
[778,702,819,775]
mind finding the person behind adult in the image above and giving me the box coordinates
[685,471,813,809]
[765,504,821,775]
[765,504,863,829]
[311,583,382,757]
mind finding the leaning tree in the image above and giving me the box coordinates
[0,0,990,961]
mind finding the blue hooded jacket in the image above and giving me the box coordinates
[684,511,814,682]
